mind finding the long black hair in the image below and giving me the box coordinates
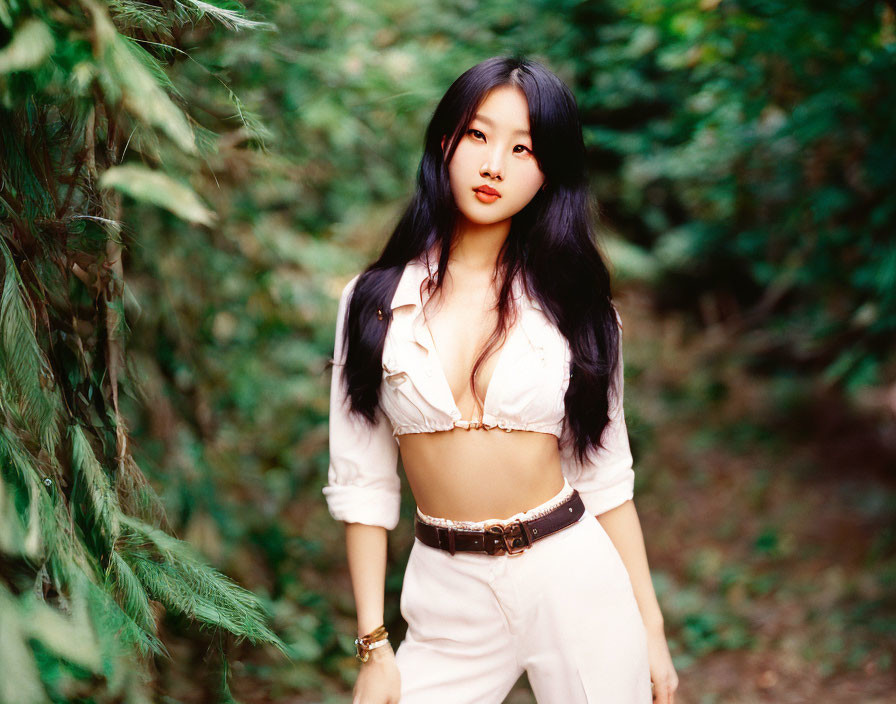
[339,54,620,464]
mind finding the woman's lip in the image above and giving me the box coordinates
[473,186,501,196]
[474,190,500,204]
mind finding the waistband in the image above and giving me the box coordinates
[415,477,579,531]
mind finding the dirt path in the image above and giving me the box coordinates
[587,288,896,703]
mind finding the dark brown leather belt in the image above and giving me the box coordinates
[414,489,586,556]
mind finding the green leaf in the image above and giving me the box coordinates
[0,18,54,73]
[99,165,216,226]
[84,0,197,153]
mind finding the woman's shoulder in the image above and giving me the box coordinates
[338,255,430,309]
[337,272,363,305]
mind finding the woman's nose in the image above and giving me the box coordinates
[480,151,504,180]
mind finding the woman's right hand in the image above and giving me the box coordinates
[352,642,401,704]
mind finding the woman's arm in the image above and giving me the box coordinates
[598,499,679,703]
[344,521,401,702]
[595,499,662,629]
[345,521,389,637]
[325,276,402,701]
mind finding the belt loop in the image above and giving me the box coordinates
[448,527,456,555]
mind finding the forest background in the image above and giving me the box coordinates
[1,0,894,702]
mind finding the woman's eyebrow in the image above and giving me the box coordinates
[472,113,530,137]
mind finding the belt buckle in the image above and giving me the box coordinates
[482,519,532,556]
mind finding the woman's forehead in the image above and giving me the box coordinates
[469,87,531,132]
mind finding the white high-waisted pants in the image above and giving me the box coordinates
[394,478,652,703]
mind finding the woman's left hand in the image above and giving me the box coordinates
[645,621,678,703]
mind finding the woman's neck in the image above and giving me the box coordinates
[449,219,510,274]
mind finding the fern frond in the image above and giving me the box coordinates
[106,549,156,633]
[101,552,168,657]
[78,571,167,672]
[120,515,286,652]
[120,33,182,98]
[114,453,169,529]
[175,0,275,32]
[0,426,53,561]
[0,112,57,221]
[222,86,274,149]
[69,423,122,550]
[0,461,28,556]
[46,487,102,590]
[86,0,197,154]
[0,236,63,453]
[107,0,177,42]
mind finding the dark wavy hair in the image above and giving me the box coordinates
[339,54,620,463]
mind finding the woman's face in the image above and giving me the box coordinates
[443,85,545,229]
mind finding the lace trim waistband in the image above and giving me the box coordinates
[415,477,576,531]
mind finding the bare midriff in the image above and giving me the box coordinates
[397,428,565,522]
[398,254,567,521]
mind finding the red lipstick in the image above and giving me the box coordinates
[473,184,501,203]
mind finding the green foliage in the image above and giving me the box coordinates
[1,0,283,700]
[0,581,103,704]
[99,164,217,225]
[120,514,284,649]
[552,0,896,392]
[0,237,62,453]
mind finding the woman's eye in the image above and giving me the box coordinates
[466,129,531,155]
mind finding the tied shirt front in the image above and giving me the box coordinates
[322,255,636,530]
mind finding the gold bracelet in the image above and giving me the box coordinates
[354,624,390,662]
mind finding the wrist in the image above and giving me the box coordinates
[362,640,394,664]
[643,614,665,634]
[357,618,385,638]
[354,623,390,662]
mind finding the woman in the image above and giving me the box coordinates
[323,55,678,704]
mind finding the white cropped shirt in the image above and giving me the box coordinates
[322,255,636,529]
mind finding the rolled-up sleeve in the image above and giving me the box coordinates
[560,308,635,516]
[321,275,401,529]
